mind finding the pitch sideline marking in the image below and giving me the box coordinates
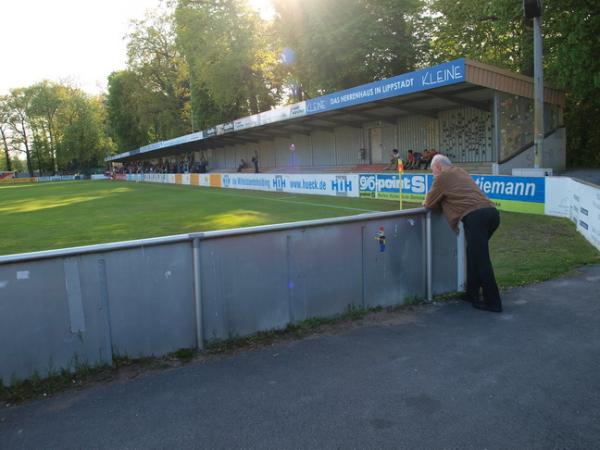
[203,189,378,212]
[135,181,379,213]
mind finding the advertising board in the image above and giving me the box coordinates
[0,177,38,184]
[359,173,431,202]
[37,176,80,182]
[110,170,599,251]
[472,175,545,214]
[567,179,600,250]
[359,173,546,214]
[0,171,15,181]
[234,114,261,131]
[306,59,465,115]
[218,173,359,197]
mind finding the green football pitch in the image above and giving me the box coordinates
[1,180,598,287]
[0,180,403,255]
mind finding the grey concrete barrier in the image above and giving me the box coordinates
[0,209,463,386]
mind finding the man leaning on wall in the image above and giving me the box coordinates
[423,155,503,313]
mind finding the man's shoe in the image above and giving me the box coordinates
[472,300,502,313]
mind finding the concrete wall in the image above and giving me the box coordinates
[259,140,277,168]
[439,107,493,163]
[397,115,439,159]
[335,126,363,165]
[0,210,462,386]
[494,128,567,175]
[311,131,336,166]
[201,104,515,169]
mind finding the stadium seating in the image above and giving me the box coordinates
[123,161,491,175]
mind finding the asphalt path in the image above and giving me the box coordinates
[2,265,600,449]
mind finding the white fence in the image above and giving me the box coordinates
[545,177,600,250]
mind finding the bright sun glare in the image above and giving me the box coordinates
[248,0,276,20]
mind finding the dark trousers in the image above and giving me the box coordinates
[462,207,501,307]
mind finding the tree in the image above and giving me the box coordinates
[0,97,13,172]
[271,0,422,100]
[106,5,194,152]
[427,0,600,166]
[57,91,113,174]
[544,0,600,167]
[5,88,34,176]
[27,81,67,174]
[427,0,533,74]
[126,6,192,140]
[106,70,153,151]
[175,0,281,126]
[0,127,11,172]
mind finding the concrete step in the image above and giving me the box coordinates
[453,162,494,175]
[209,162,495,175]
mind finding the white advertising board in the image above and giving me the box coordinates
[234,115,261,131]
[219,173,359,197]
[199,174,211,187]
[569,179,600,251]
[546,177,600,250]
[544,177,571,218]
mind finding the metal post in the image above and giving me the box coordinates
[492,91,501,163]
[97,258,114,364]
[192,238,204,350]
[426,211,432,301]
[533,13,544,168]
[457,223,466,292]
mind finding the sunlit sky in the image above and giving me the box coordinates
[0,0,275,96]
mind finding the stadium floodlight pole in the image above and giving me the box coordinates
[524,0,544,169]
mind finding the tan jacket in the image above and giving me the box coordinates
[423,166,495,231]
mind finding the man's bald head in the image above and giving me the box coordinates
[431,154,452,176]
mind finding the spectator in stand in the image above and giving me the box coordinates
[406,150,416,170]
[251,153,259,173]
[237,158,248,172]
[413,151,423,170]
[289,143,297,167]
[359,148,367,164]
[198,155,208,173]
[418,150,430,169]
[419,149,437,170]
[386,149,400,170]
[423,149,439,169]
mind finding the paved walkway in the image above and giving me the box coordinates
[2,265,600,449]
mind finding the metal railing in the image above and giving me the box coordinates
[0,209,464,385]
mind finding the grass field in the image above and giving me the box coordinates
[0,180,401,254]
[1,180,598,287]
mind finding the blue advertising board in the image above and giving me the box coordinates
[306,59,465,115]
[359,173,432,201]
[359,173,546,214]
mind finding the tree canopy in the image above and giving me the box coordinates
[0,83,114,176]
[2,0,599,170]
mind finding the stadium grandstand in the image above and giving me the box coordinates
[106,58,565,176]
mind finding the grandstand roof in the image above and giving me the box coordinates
[106,58,565,163]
